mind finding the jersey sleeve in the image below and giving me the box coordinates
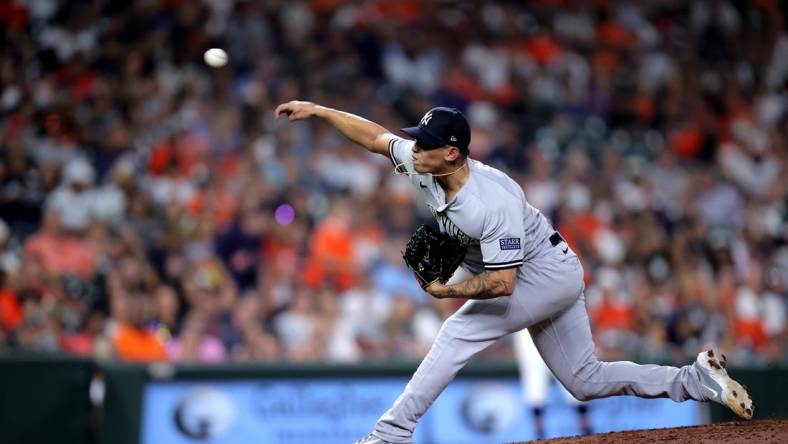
[388,137,415,174]
[481,203,525,270]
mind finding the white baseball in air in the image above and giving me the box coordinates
[204,48,228,68]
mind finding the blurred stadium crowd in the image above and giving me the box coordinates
[0,0,786,365]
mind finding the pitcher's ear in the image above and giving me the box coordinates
[445,146,461,162]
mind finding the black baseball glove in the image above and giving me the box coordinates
[403,224,467,289]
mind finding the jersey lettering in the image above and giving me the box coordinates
[435,211,475,246]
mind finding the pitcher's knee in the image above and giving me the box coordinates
[555,375,593,402]
[565,360,604,401]
[567,385,594,402]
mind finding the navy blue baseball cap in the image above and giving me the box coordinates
[401,107,471,155]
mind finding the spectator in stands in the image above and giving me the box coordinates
[110,293,167,362]
[23,210,96,280]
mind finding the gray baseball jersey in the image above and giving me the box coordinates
[388,137,555,272]
[369,136,721,444]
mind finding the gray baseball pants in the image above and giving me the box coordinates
[373,245,708,443]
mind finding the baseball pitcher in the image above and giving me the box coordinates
[274,101,753,444]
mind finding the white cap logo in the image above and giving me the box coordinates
[450,135,457,142]
[420,111,433,127]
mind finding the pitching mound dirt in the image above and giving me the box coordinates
[511,419,788,444]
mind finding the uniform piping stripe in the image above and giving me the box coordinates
[484,260,524,269]
[484,259,524,266]
[485,263,523,270]
[388,138,398,167]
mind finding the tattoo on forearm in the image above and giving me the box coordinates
[445,271,512,299]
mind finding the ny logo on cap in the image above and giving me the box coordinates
[420,111,433,127]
